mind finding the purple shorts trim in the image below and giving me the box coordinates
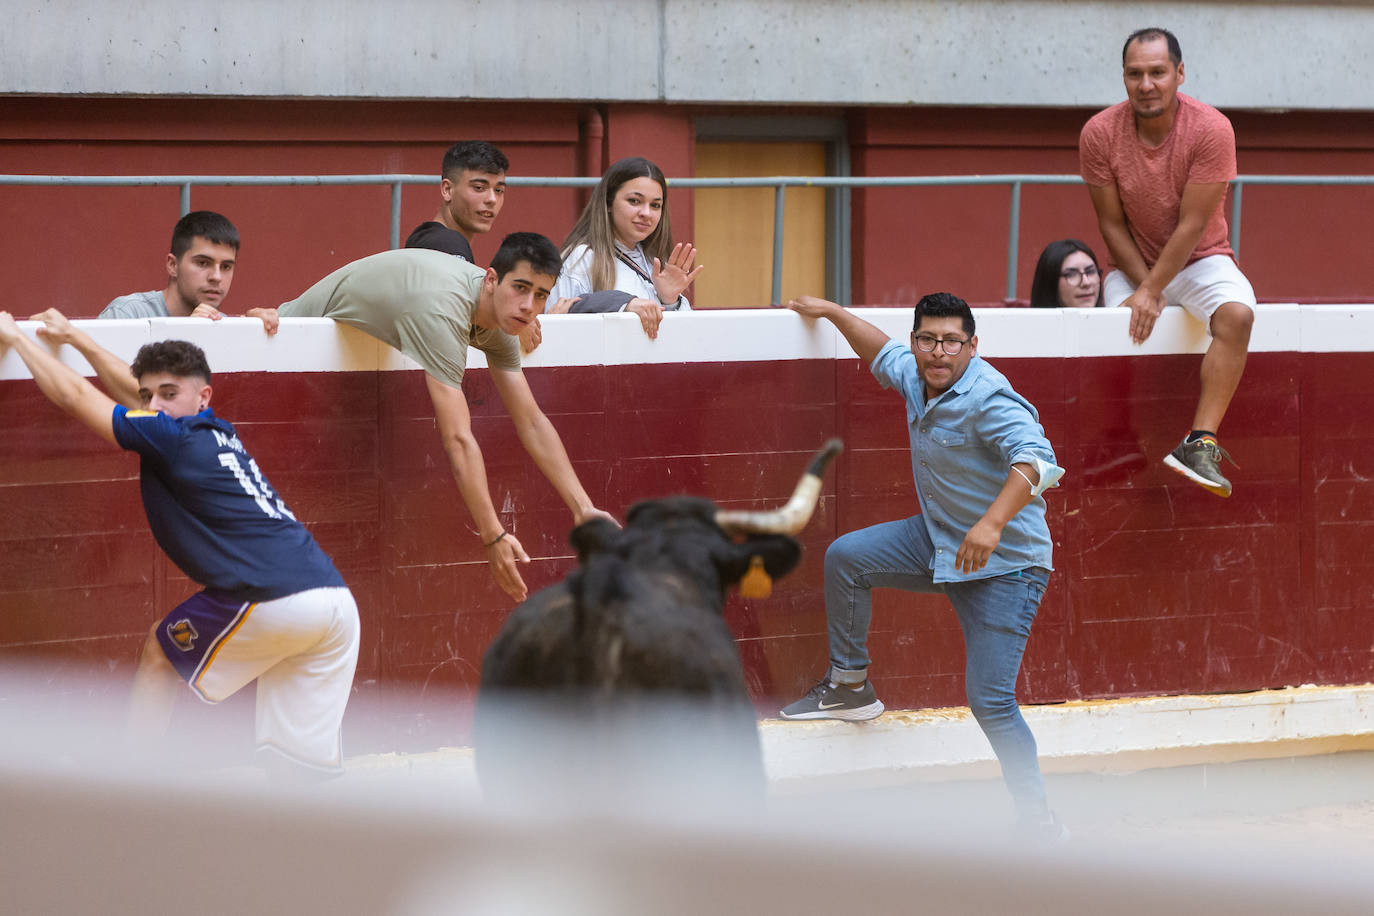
[156,590,252,687]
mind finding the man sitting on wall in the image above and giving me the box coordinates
[1080,27,1254,497]
[274,232,615,601]
[98,210,277,332]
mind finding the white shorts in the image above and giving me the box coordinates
[1103,254,1256,322]
[158,586,360,772]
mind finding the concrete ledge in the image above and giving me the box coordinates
[761,684,1374,788]
[5,305,1370,381]
[336,686,1374,793]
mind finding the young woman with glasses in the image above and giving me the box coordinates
[1029,239,1104,308]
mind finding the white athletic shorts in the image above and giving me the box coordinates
[157,586,360,772]
[1103,254,1256,322]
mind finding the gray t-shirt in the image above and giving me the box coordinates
[278,248,521,387]
[98,290,168,319]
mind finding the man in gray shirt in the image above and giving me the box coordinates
[99,211,257,323]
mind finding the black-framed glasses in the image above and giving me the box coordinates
[1060,265,1100,284]
[912,335,969,355]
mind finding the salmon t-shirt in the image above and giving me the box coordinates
[1079,93,1236,269]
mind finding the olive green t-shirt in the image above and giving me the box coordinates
[279,248,520,386]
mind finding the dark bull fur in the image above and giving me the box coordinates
[475,496,806,808]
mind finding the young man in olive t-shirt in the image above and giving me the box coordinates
[277,232,613,601]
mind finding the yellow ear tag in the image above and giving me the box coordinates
[739,555,772,599]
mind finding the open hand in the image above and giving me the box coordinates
[545,297,578,315]
[786,295,840,319]
[574,506,620,528]
[651,242,703,304]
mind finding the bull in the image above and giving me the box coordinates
[475,440,843,810]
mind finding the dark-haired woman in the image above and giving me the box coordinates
[1030,239,1103,308]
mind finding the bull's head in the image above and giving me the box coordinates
[566,440,843,607]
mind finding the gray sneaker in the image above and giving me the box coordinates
[780,678,885,721]
[1163,435,1236,497]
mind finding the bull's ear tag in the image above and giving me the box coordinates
[739,555,772,599]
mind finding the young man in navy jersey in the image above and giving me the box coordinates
[0,308,358,779]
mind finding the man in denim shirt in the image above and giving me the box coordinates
[781,292,1066,836]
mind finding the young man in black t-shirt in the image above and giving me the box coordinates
[404,140,509,264]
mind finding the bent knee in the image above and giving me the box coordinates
[968,694,1020,722]
[1210,302,1254,341]
[824,534,861,569]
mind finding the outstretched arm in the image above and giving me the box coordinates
[425,373,532,601]
[0,312,118,445]
[785,295,891,365]
[486,366,613,526]
[28,308,141,407]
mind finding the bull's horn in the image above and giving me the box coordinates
[716,439,843,536]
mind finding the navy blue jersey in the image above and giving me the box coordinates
[112,405,345,601]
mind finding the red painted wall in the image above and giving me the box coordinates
[2,347,1369,752]
[0,98,593,317]
[4,99,1372,317]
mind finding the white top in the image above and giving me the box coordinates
[552,241,690,310]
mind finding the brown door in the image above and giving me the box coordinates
[692,141,828,308]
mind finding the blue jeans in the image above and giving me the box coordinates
[824,515,1051,816]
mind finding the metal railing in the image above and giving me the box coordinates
[4,172,1372,302]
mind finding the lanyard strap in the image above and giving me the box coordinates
[614,249,654,285]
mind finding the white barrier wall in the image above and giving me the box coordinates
[3,305,1372,382]
[3,2,1372,109]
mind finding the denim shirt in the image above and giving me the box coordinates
[870,339,1064,583]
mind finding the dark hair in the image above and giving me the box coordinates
[442,140,509,180]
[561,157,674,291]
[491,232,562,280]
[130,340,212,384]
[170,211,239,259]
[1123,28,1182,66]
[1030,239,1103,308]
[913,292,975,338]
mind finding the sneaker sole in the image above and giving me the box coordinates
[1162,454,1232,497]
[779,700,885,721]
